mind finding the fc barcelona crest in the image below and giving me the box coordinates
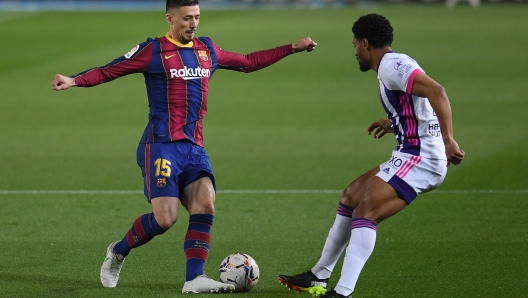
[198,50,208,61]
[157,178,167,188]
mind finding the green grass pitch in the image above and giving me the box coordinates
[1,3,527,297]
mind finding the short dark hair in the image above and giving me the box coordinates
[352,14,393,48]
[166,0,199,12]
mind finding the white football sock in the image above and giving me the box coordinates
[311,214,352,279]
[335,225,377,296]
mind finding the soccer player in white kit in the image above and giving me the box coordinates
[278,14,465,298]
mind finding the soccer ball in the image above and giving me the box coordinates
[218,252,260,292]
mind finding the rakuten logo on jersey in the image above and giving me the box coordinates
[170,67,210,80]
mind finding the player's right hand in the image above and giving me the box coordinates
[52,74,76,91]
[367,119,393,139]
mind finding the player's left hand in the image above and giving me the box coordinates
[444,139,465,166]
[52,74,76,91]
[292,37,317,53]
[367,119,393,139]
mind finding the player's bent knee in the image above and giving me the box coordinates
[352,207,373,222]
[155,213,178,230]
[353,197,406,224]
[340,189,353,207]
[203,203,215,214]
[196,204,215,215]
[340,182,362,207]
[157,220,175,230]
[352,200,384,223]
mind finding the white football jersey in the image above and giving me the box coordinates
[377,52,446,160]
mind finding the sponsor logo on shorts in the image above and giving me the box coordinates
[389,156,403,167]
[383,167,390,174]
[157,178,167,188]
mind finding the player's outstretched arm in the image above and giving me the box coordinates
[52,74,76,91]
[410,73,465,166]
[213,37,317,73]
[367,119,393,139]
[292,37,317,53]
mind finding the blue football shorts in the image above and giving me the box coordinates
[136,140,216,202]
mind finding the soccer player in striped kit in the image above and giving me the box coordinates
[51,0,317,293]
[278,14,464,298]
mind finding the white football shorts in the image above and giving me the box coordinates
[376,151,447,204]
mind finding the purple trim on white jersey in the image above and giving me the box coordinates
[399,93,420,147]
[381,85,421,156]
[378,52,446,160]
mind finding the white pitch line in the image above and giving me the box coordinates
[0,189,527,195]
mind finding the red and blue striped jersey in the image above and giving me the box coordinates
[73,33,293,147]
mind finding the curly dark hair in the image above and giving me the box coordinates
[352,14,393,48]
[166,0,199,12]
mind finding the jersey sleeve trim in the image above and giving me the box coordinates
[406,68,424,94]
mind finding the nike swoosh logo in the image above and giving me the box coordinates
[164,54,176,59]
